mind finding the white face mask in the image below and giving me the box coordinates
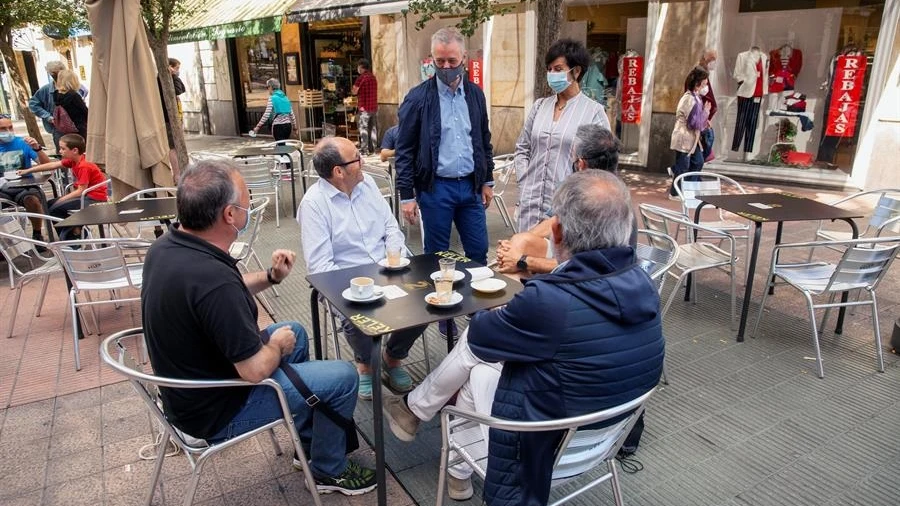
[698,85,710,96]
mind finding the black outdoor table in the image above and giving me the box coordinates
[233,144,301,212]
[695,192,862,341]
[5,173,58,238]
[56,198,177,236]
[306,251,523,506]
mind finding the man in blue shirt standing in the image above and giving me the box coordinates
[0,114,52,240]
[28,61,89,153]
[394,27,494,265]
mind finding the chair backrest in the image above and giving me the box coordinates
[80,178,111,207]
[492,154,515,197]
[636,229,679,291]
[232,197,269,261]
[0,211,59,273]
[871,194,900,235]
[638,203,686,238]
[674,171,746,212]
[824,238,900,293]
[50,238,145,290]
[233,157,278,187]
[120,187,177,202]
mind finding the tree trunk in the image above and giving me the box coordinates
[193,40,211,135]
[0,33,46,146]
[147,31,189,180]
[533,0,563,100]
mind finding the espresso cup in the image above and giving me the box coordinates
[350,277,375,299]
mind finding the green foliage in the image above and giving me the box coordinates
[141,0,189,38]
[404,0,516,37]
[0,0,87,38]
[777,118,797,141]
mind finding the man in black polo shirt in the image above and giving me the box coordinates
[141,160,376,496]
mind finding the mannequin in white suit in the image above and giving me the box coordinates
[731,47,768,152]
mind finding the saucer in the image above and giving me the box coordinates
[471,278,507,293]
[377,257,411,270]
[342,286,385,303]
[425,291,463,307]
[429,270,464,282]
[3,174,21,181]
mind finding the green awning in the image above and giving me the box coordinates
[168,0,295,43]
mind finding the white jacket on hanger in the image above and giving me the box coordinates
[733,49,769,98]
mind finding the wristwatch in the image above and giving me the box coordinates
[266,267,282,285]
[516,255,528,272]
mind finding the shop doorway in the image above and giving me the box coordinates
[229,32,283,135]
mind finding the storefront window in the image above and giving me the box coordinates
[567,2,649,156]
[716,0,885,172]
[234,32,282,132]
[305,19,364,138]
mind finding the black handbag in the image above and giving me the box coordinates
[278,361,360,455]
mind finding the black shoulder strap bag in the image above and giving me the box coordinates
[278,361,360,454]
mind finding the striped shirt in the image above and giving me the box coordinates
[514,93,609,231]
[255,92,297,131]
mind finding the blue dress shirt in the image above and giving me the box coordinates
[435,78,475,178]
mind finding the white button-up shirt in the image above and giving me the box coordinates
[299,173,405,274]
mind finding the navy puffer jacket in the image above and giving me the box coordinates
[468,247,664,506]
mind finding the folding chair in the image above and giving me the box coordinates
[491,154,517,232]
[232,157,281,227]
[435,389,654,506]
[751,236,900,378]
[809,189,900,258]
[50,237,150,370]
[636,228,679,385]
[0,212,63,338]
[229,197,277,318]
[100,328,322,506]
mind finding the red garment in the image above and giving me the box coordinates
[753,60,764,97]
[353,71,378,112]
[62,155,108,201]
[769,47,803,92]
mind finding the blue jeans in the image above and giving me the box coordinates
[207,322,358,478]
[700,128,715,161]
[418,178,488,265]
[669,148,704,196]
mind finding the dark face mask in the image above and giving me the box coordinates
[436,63,465,87]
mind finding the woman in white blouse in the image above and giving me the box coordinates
[514,39,610,231]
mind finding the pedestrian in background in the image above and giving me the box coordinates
[252,78,297,144]
[352,58,378,156]
[669,66,710,197]
[53,70,89,140]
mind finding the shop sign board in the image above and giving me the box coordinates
[169,16,282,44]
[621,56,643,124]
[825,55,866,137]
[468,57,483,89]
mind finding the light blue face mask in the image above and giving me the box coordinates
[231,204,251,236]
[546,69,573,94]
[0,132,13,143]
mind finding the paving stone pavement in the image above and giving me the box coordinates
[1,133,898,505]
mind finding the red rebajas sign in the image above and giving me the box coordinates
[621,56,643,124]
[825,55,866,137]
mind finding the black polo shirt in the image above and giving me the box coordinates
[141,226,262,438]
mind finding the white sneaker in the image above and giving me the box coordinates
[666,166,673,177]
[447,475,473,501]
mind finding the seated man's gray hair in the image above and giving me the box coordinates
[45,61,66,73]
[266,78,282,90]
[574,124,621,172]
[177,160,239,231]
[311,136,344,180]
[553,170,633,253]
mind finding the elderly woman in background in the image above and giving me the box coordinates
[514,39,610,231]
[669,66,710,197]
[251,78,297,143]
[54,69,89,140]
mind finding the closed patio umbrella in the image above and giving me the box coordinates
[85,0,173,197]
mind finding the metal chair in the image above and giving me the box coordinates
[636,229,679,385]
[50,237,150,370]
[435,389,654,506]
[229,197,277,318]
[363,163,398,220]
[100,328,322,506]
[673,171,751,274]
[639,204,739,330]
[62,177,111,238]
[491,154,517,232]
[0,212,64,338]
[751,236,900,378]
[232,157,281,227]
[809,189,900,255]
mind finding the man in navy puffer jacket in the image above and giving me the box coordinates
[384,170,664,505]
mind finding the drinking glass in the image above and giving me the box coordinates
[439,258,456,280]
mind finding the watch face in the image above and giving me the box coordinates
[517,256,528,270]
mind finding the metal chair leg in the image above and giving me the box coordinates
[8,280,24,338]
[34,274,51,317]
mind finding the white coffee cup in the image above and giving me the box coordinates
[350,277,375,299]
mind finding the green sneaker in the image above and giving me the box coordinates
[313,460,377,496]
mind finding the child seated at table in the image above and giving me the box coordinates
[19,133,108,239]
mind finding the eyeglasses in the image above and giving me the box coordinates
[336,157,361,167]
[230,203,250,213]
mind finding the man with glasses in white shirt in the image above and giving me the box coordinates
[299,136,426,401]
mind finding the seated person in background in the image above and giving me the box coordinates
[300,136,427,400]
[19,133,107,240]
[0,114,52,241]
[496,124,635,276]
[379,123,399,162]
[384,170,665,504]
[143,160,376,495]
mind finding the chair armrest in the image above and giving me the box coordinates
[80,178,111,208]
